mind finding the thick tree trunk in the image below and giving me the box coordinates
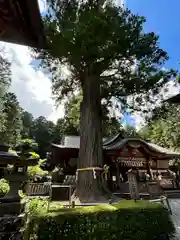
[73,75,108,203]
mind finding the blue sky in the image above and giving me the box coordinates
[126,0,180,71]
[121,0,180,126]
[121,112,136,126]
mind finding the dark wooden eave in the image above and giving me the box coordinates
[51,135,180,160]
[165,93,180,104]
[0,0,46,48]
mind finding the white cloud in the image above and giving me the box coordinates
[0,41,64,123]
[38,0,47,13]
[115,0,125,7]
[129,80,180,130]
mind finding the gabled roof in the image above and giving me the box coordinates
[104,136,180,157]
[52,136,108,149]
[147,142,180,156]
[64,136,80,149]
[0,0,46,48]
[103,132,124,146]
[52,134,180,158]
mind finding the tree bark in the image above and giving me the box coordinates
[73,74,108,203]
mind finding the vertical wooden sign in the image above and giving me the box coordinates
[127,170,140,200]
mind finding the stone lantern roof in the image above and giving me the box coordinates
[0,144,19,164]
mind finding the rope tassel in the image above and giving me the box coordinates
[93,168,96,179]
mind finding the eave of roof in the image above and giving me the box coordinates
[51,143,77,149]
[164,93,180,104]
[103,132,124,146]
[0,0,46,48]
[104,137,180,157]
[52,135,180,158]
[0,151,19,159]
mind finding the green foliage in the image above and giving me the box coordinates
[28,152,40,159]
[8,148,17,154]
[0,55,11,99]
[139,102,180,173]
[22,145,48,178]
[0,55,11,134]
[0,92,22,146]
[26,198,49,215]
[2,92,23,145]
[21,111,34,138]
[0,179,10,197]
[123,125,139,138]
[19,139,39,152]
[31,117,57,157]
[21,115,65,158]
[51,118,66,143]
[27,165,48,179]
[35,1,175,107]
[16,139,40,163]
[139,103,180,150]
[26,200,175,240]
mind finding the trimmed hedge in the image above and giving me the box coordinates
[26,200,175,240]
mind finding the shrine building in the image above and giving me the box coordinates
[49,134,180,191]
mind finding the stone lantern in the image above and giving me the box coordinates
[0,144,38,216]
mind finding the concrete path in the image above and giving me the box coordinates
[169,199,180,239]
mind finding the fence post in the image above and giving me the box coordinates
[69,186,72,208]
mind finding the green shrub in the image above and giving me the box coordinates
[26,198,49,215]
[26,200,175,240]
[27,165,48,179]
[0,179,10,197]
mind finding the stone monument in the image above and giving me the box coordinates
[127,169,140,200]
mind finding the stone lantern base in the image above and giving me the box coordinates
[0,202,25,217]
[0,172,27,216]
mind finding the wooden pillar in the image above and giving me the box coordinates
[108,165,113,191]
[116,161,121,189]
[148,157,153,180]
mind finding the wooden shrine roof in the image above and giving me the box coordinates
[104,136,180,158]
[0,0,46,48]
[51,134,180,158]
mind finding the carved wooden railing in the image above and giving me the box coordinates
[26,182,52,197]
